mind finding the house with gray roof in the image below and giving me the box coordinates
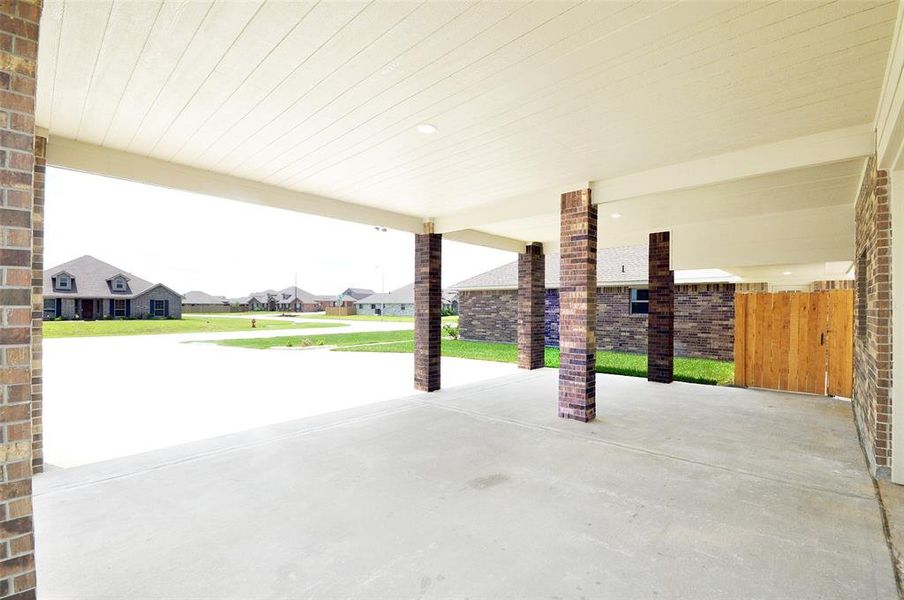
[356,284,458,317]
[451,245,741,362]
[182,291,230,313]
[44,256,182,320]
[231,286,321,312]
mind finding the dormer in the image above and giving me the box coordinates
[107,273,130,293]
[53,271,74,291]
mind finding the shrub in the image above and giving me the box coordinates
[442,323,459,339]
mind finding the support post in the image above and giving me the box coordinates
[518,242,545,370]
[558,189,596,422]
[648,231,674,383]
[414,224,441,392]
[0,2,42,597]
[31,135,43,474]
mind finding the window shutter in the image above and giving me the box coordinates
[165,299,169,316]
[126,299,131,317]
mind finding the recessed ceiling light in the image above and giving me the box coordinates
[782,271,792,275]
[416,123,437,135]
[610,213,621,219]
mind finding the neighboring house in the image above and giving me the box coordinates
[355,284,457,317]
[356,284,415,317]
[182,291,230,313]
[232,286,321,312]
[451,245,743,362]
[44,256,182,320]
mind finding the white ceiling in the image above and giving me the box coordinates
[34,0,903,280]
[36,1,898,217]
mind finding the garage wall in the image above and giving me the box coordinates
[458,284,736,361]
[853,157,893,479]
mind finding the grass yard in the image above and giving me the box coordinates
[210,330,413,349]
[212,329,733,385]
[43,315,346,339]
[300,314,459,324]
[339,339,733,385]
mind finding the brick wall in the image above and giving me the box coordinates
[647,232,673,383]
[414,232,441,392]
[853,156,892,479]
[558,189,596,422]
[0,2,41,597]
[517,243,544,369]
[459,283,736,361]
[131,287,183,319]
[30,135,41,475]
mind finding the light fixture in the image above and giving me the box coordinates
[610,213,621,219]
[416,123,437,135]
[782,271,792,275]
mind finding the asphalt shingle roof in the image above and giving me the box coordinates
[44,255,174,299]
[451,245,650,290]
[356,283,415,305]
[182,291,228,305]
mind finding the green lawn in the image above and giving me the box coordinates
[210,329,413,349]
[300,314,459,324]
[338,339,732,385]
[212,329,733,385]
[43,315,346,339]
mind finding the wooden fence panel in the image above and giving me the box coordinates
[733,290,851,396]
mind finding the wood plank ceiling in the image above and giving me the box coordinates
[36,1,898,223]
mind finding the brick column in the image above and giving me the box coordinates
[414,226,441,392]
[0,2,41,598]
[30,136,42,474]
[648,232,674,383]
[558,189,596,422]
[518,242,545,369]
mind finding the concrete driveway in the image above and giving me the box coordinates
[43,319,509,467]
[34,370,896,599]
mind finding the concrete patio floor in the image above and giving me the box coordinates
[34,369,895,599]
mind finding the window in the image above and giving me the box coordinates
[399,304,405,311]
[112,277,126,291]
[113,299,127,317]
[43,298,56,318]
[629,288,649,314]
[56,274,71,290]
[151,299,168,317]
[295,303,301,311]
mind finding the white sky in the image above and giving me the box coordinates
[45,167,516,298]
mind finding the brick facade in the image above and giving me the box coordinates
[30,136,42,475]
[459,283,736,362]
[517,243,544,370]
[853,157,892,479]
[414,231,441,392]
[0,2,42,598]
[647,232,674,383]
[558,189,596,422]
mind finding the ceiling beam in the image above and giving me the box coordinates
[443,229,527,254]
[593,125,875,203]
[433,127,873,235]
[876,0,904,170]
[45,136,425,234]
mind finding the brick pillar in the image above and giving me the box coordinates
[414,226,441,392]
[518,242,545,369]
[0,2,41,598]
[558,189,596,422]
[648,231,674,384]
[30,136,42,474]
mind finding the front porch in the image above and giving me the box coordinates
[34,369,894,598]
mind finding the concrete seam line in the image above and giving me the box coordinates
[413,399,875,502]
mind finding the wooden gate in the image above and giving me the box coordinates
[733,290,853,397]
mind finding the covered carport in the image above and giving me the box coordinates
[1,1,904,597]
